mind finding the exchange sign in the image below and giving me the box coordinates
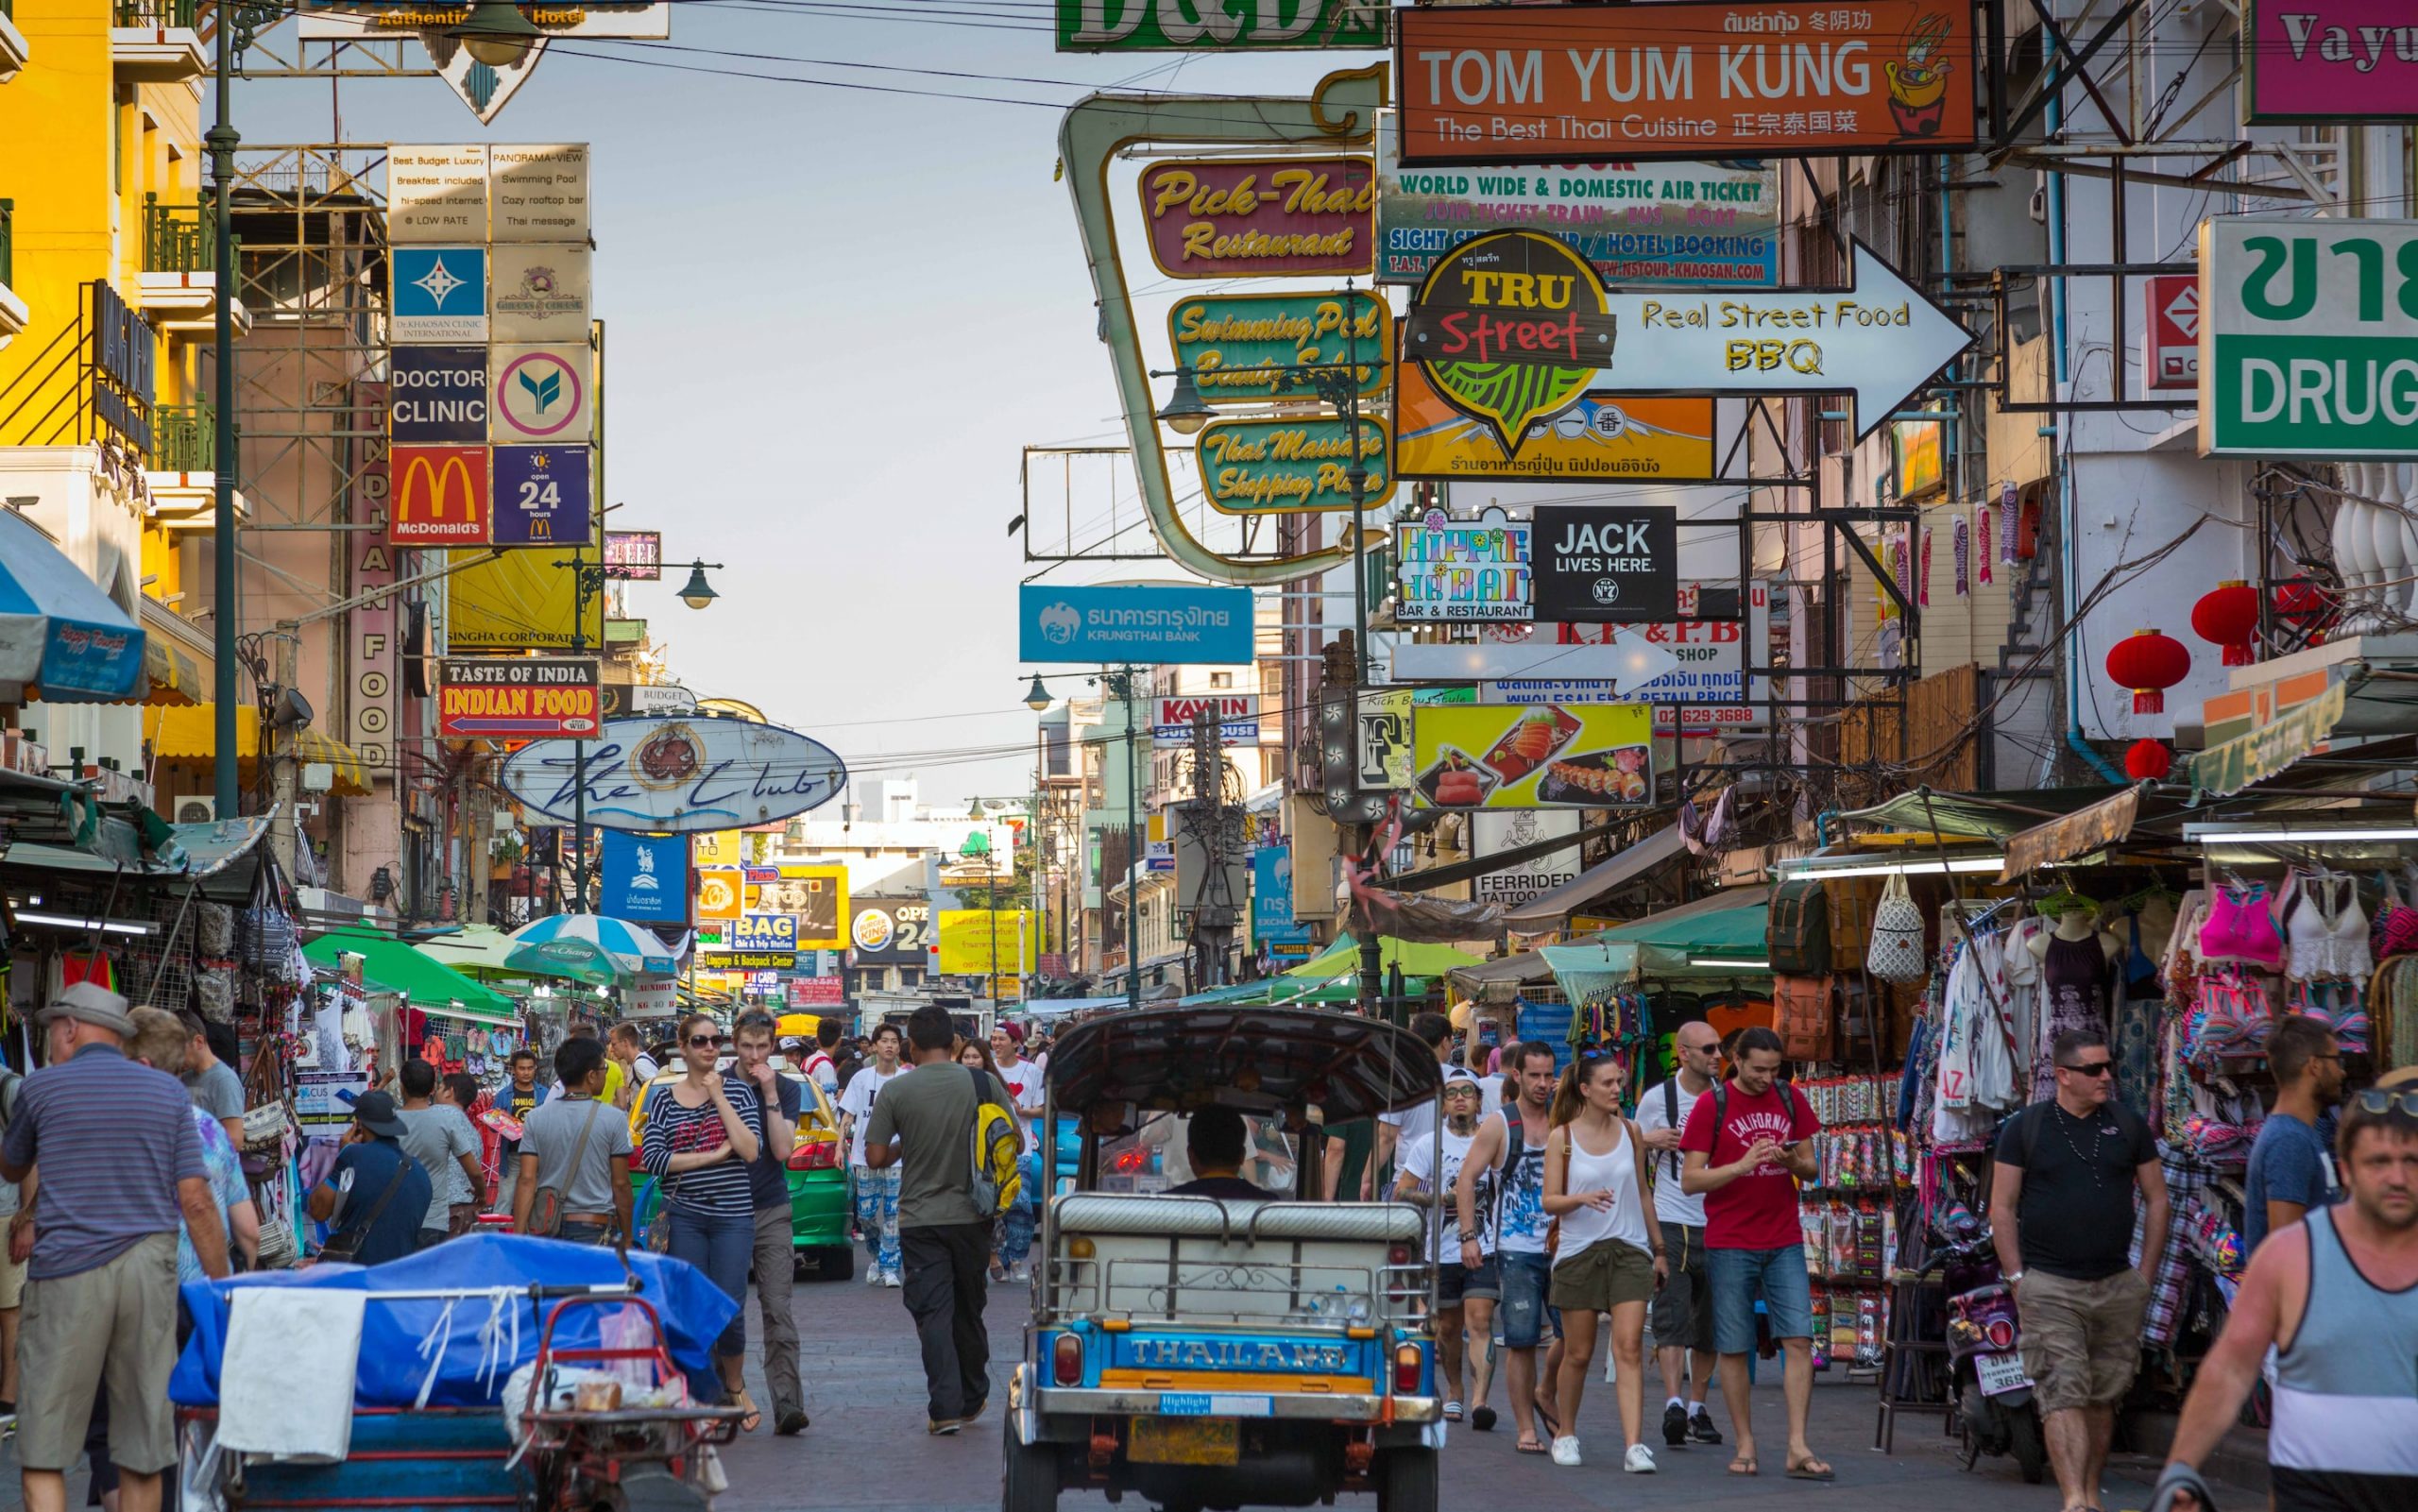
[2198,217,2418,458]
[437,655,600,739]
[1139,158,1375,279]
[499,716,848,832]
[1197,416,1392,514]
[388,446,489,545]
[1058,0,1386,51]
[1412,703,1656,810]
[1393,364,1716,482]
[1395,507,1532,622]
[1394,1,1980,165]
[1168,292,1388,403]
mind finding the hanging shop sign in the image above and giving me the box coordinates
[1393,363,1717,482]
[89,281,156,453]
[388,347,487,443]
[2187,682,2348,798]
[732,914,799,953]
[1395,506,1532,623]
[2145,273,2200,394]
[447,545,602,652]
[936,910,1044,977]
[1480,582,1775,733]
[1402,229,1621,458]
[1412,702,1656,809]
[745,864,849,948]
[390,246,487,343]
[1531,505,1679,623]
[488,144,592,242]
[1375,114,1780,287]
[2244,0,2418,123]
[695,866,743,922]
[1151,693,1261,746]
[849,897,931,966]
[1473,809,1584,908]
[2198,217,2418,459]
[349,400,396,772]
[1018,583,1255,664]
[1197,416,1393,513]
[1139,157,1375,279]
[603,530,662,580]
[489,344,592,443]
[599,830,688,926]
[1393,620,1682,690]
[1252,844,1302,946]
[1167,292,1389,403]
[724,952,796,972]
[499,715,848,832]
[1394,1,1980,165]
[436,654,600,739]
[1357,687,1413,790]
[789,977,845,1008]
[384,144,488,242]
[490,445,593,546]
[488,243,592,343]
[1057,0,1386,51]
[388,445,490,545]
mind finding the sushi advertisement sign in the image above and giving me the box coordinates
[1412,703,1654,810]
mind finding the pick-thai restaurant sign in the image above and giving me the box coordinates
[1395,507,1532,622]
[2198,216,2418,459]
[1168,292,1389,403]
[438,655,600,739]
[1394,363,1716,482]
[2245,0,2418,123]
[1375,114,1779,287]
[1139,158,1375,278]
[1151,693,1262,746]
[1197,416,1392,514]
[1057,0,1387,51]
[1394,2,1980,164]
[1531,505,1679,623]
[499,716,848,833]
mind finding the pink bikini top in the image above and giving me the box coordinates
[2198,882,2285,970]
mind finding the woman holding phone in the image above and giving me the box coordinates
[1540,1052,1665,1472]
[640,1013,763,1427]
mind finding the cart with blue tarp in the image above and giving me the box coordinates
[171,1233,744,1512]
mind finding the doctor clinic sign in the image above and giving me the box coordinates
[2200,217,2418,459]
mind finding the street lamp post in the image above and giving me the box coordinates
[207,8,241,812]
[1113,666,1141,1014]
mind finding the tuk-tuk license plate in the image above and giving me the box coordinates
[1130,1417,1239,1467]
[1976,1351,2033,1397]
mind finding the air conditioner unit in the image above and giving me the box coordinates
[172,795,216,824]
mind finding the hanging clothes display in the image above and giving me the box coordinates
[2032,930,2114,1099]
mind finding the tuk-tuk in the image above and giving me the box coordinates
[1003,1007,1444,1512]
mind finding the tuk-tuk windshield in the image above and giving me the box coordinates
[1095,1111,1297,1197]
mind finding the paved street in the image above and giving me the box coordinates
[717,1270,2254,1512]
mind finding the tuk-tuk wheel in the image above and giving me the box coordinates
[1001,1417,1060,1512]
[1374,1446,1438,1512]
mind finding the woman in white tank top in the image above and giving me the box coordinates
[1541,1053,1666,1471]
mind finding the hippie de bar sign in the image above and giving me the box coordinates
[1394,1,1980,164]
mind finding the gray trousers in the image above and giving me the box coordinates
[751,1202,804,1420]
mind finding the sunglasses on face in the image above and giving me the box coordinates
[2060,1060,2116,1078]
[688,1034,725,1047]
[2353,1089,2418,1116]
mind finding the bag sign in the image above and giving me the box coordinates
[2198,217,2418,458]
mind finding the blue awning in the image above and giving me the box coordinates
[0,513,145,702]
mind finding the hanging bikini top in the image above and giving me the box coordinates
[2198,881,2285,971]
[2371,873,2418,962]
[2284,871,2372,981]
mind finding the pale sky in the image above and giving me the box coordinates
[236,2,1361,808]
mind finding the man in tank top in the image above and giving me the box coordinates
[2156,1072,2418,1512]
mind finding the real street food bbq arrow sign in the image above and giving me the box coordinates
[1405,230,1973,441]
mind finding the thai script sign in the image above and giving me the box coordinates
[1395,1,1980,165]
[1197,416,1392,513]
[1167,292,1388,403]
[1394,364,1716,481]
[2199,217,2418,458]
[2245,1,2418,123]
[1376,115,1779,286]
[1139,157,1375,278]
[1395,507,1532,622]
[1018,584,1256,664]
[1057,0,1386,52]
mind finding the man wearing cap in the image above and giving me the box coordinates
[306,1090,432,1268]
[0,983,228,1512]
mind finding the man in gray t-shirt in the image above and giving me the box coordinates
[178,1010,246,1149]
[395,1061,482,1250]
[514,1038,635,1245]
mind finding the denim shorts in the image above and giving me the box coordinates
[1495,1249,1562,1350]
[1439,1254,1500,1306]
[1707,1244,1814,1354]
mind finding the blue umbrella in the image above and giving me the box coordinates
[502,913,680,985]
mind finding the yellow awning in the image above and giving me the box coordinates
[143,705,373,796]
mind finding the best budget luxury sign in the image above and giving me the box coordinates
[1018,584,1256,664]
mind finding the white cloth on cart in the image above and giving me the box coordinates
[215,1287,366,1461]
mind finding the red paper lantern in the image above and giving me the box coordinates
[2105,628,2190,715]
[2124,739,2173,782]
[2190,581,2260,667]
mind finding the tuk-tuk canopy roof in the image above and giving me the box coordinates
[1047,1007,1443,1123]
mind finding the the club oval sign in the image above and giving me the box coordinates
[501,715,847,832]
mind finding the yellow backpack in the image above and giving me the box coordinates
[966,1066,1023,1216]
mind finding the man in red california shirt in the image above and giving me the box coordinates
[1678,1026,1830,1481]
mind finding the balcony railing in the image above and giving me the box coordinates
[143,195,223,274]
[0,200,12,290]
[114,0,197,25]
[154,403,213,472]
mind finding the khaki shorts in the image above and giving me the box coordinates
[17,1232,181,1473]
[0,1237,26,1310]
[2017,1267,2148,1415]
[1549,1238,1657,1313]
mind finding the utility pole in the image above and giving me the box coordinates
[1119,665,1141,1013]
[1183,706,1240,991]
[208,11,240,815]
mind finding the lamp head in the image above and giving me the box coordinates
[450,1,542,68]
[1022,674,1053,712]
[675,560,719,611]
[1156,365,1212,436]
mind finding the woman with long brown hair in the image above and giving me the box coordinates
[1540,1052,1665,1471]
[639,1012,763,1428]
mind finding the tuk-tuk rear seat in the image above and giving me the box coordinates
[1052,1194,1422,1245]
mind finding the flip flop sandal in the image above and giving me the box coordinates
[1517,1440,1550,1455]
[1786,1458,1834,1481]
[1532,1398,1561,1437]
[1444,1401,1464,1421]
[1728,1455,1759,1476]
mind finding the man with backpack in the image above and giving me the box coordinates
[1632,1021,1725,1450]
[1678,1026,1828,1481]
[863,1004,1017,1436]
[1453,1041,1564,1453]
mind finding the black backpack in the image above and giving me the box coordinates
[1767,878,1831,976]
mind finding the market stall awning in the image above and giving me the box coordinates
[415,923,589,982]
[1447,949,1557,1005]
[1842,787,2124,842]
[2000,783,2148,880]
[1503,825,1687,929]
[143,705,372,796]
[1281,935,1485,980]
[302,926,519,1024]
[1541,938,1642,999]
[0,511,146,702]
[1582,885,1770,977]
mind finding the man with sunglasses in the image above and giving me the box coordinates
[2155,1072,2418,1512]
[1991,1028,2169,1512]
[2244,1015,2344,1252]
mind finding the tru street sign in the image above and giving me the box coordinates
[1404,230,1972,441]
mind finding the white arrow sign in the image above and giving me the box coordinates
[1574,238,1975,440]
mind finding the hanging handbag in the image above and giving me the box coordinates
[1865,872,1931,982]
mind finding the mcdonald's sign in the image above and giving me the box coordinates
[389,445,491,545]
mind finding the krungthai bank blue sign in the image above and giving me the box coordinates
[1019,584,1254,665]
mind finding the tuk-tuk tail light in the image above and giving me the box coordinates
[1067,1236,1096,1260]
[1052,1333,1084,1386]
[1393,1342,1425,1395]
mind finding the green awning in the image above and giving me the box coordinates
[1581,886,1770,976]
[1282,935,1484,980]
[303,926,519,1021]
[1841,786,2125,842]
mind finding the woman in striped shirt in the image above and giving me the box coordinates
[641,1013,762,1426]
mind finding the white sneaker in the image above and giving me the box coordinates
[864,1261,883,1283]
[881,1269,903,1288]
[1550,1436,1581,1467]
[1009,1263,1030,1283]
[1626,1443,1658,1474]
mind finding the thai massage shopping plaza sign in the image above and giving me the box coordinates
[2199,217,2418,458]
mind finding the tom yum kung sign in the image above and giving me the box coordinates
[1139,159,1375,278]
[1168,293,1389,402]
[1197,416,1393,513]
[1396,507,1532,622]
[438,656,601,739]
[1394,1,1979,164]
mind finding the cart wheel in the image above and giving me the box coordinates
[1375,1447,1438,1512]
[1001,1416,1060,1512]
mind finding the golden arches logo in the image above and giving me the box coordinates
[395,449,485,534]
